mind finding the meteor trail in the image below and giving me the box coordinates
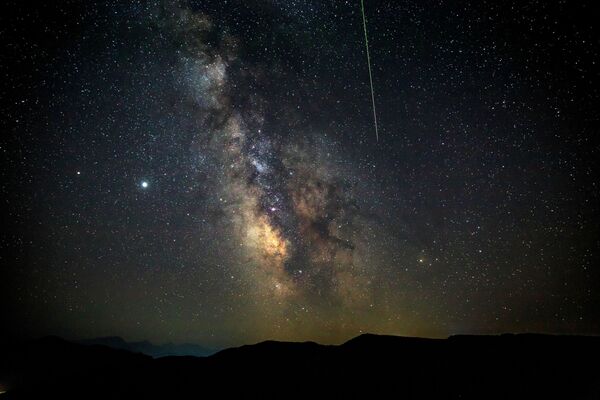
[360,0,379,142]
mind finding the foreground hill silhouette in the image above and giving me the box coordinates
[1,333,599,399]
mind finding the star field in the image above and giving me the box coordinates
[1,0,599,347]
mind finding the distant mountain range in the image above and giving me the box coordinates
[77,336,216,358]
[1,333,599,398]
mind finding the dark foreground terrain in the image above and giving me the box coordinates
[1,333,599,399]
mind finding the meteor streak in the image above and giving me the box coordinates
[360,0,379,142]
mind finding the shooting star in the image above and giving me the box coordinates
[360,0,379,142]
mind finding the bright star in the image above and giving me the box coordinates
[141,181,149,188]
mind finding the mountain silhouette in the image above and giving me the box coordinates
[0,333,599,399]
[77,336,216,358]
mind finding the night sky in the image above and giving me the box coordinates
[1,0,599,348]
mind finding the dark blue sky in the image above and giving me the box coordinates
[1,0,598,346]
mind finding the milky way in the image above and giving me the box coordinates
[2,0,599,346]
[171,4,379,335]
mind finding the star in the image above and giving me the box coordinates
[141,181,149,189]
